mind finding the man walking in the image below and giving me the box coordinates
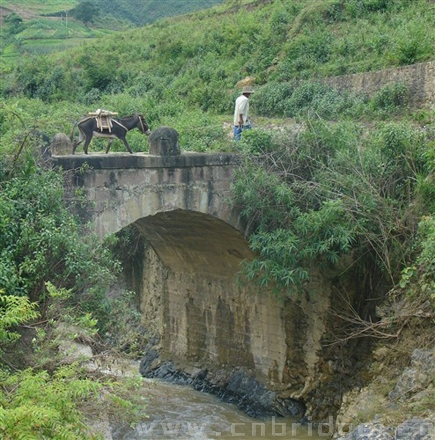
[233,86,254,141]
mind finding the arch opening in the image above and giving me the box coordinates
[132,209,254,276]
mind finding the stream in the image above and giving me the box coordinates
[112,378,323,439]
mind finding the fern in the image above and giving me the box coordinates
[0,291,39,347]
[0,366,100,439]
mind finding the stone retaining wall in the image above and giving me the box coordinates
[321,61,435,108]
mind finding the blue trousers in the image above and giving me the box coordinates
[233,124,251,141]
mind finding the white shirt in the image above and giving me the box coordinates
[234,95,250,126]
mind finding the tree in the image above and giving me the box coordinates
[71,1,99,26]
[4,12,23,35]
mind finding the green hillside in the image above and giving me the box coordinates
[1,0,435,435]
[90,0,225,26]
[2,0,434,141]
[0,0,224,58]
[1,0,224,24]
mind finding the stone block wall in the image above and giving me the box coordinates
[321,61,435,108]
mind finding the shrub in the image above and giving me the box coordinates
[251,82,296,117]
[232,117,430,294]
[368,122,425,200]
[391,18,432,65]
[0,145,120,300]
[0,366,99,439]
[255,80,368,120]
[369,81,409,114]
[236,129,278,155]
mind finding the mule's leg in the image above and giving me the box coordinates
[121,137,133,154]
[105,140,114,154]
[83,135,93,154]
[72,128,87,154]
[72,139,83,155]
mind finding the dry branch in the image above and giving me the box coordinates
[325,292,433,346]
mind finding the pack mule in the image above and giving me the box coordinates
[70,113,150,154]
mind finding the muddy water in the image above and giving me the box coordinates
[112,379,323,440]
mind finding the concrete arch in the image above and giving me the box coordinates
[55,152,245,239]
[133,209,254,277]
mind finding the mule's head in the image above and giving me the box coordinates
[138,114,151,135]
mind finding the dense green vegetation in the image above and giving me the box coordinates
[1,0,223,26]
[234,109,430,291]
[2,0,435,436]
[0,121,146,437]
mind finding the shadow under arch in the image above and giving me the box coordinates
[132,209,255,277]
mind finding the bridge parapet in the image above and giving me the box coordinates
[54,151,239,170]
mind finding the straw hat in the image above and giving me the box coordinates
[242,86,254,94]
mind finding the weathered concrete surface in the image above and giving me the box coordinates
[53,151,237,171]
[53,152,242,238]
[135,241,332,418]
[50,133,72,155]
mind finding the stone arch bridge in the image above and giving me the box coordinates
[52,151,332,419]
